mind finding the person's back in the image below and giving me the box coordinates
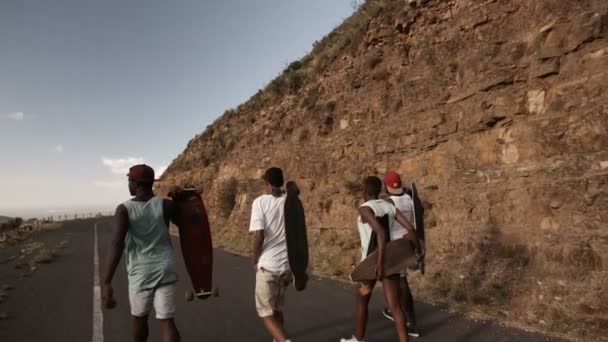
[357,198,395,260]
[123,196,176,290]
[251,193,289,272]
[388,193,414,241]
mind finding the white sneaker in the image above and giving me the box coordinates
[340,336,363,342]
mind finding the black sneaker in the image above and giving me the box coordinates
[383,309,420,337]
[407,322,420,338]
[382,308,394,321]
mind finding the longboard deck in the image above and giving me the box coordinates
[350,238,418,282]
[411,183,424,242]
[170,188,214,299]
[410,183,425,274]
[284,182,309,291]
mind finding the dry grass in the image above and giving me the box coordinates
[39,222,63,230]
[20,241,44,255]
[301,86,322,110]
[407,236,607,341]
[32,248,56,264]
[218,178,239,219]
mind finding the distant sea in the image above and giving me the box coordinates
[1,205,115,220]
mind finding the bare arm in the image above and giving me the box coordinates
[252,230,264,271]
[163,199,177,226]
[103,205,128,285]
[101,204,128,309]
[359,206,387,279]
[395,210,424,257]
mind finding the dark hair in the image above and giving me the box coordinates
[138,181,154,190]
[363,176,382,197]
[264,167,284,188]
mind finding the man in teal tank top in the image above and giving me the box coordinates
[102,164,181,342]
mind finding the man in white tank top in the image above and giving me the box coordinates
[340,176,424,342]
[102,164,181,342]
[381,171,421,337]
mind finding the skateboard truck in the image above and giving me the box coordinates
[185,288,220,302]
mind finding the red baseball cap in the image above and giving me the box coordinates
[127,164,155,182]
[384,171,403,195]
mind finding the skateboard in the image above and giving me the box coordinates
[284,181,309,291]
[350,237,419,283]
[168,187,219,300]
[410,182,425,274]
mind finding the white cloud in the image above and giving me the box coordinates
[55,144,64,153]
[102,157,145,175]
[6,112,24,121]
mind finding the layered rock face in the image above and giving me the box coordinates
[159,0,608,339]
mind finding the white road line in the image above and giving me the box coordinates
[93,223,103,342]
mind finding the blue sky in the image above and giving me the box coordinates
[0,0,355,218]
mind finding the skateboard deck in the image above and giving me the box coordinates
[169,188,215,299]
[410,183,425,242]
[284,181,309,291]
[350,238,418,282]
[410,182,425,274]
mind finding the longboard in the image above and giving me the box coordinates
[410,183,425,274]
[350,238,418,282]
[169,187,218,300]
[284,181,309,291]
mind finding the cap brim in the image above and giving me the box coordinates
[386,186,404,195]
[126,175,156,183]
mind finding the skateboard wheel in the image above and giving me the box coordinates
[185,290,194,302]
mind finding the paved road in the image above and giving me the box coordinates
[0,219,567,342]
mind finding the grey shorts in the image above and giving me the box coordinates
[128,283,177,319]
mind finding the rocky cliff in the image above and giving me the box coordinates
[158,1,608,340]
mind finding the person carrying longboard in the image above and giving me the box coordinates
[250,167,296,342]
[102,164,181,342]
[341,176,424,342]
[380,171,424,337]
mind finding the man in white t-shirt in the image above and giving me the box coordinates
[381,171,421,337]
[249,167,293,342]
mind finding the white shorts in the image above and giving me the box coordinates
[128,283,177,319]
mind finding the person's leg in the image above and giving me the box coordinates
[354,281,375,341]
[132,315,149,342]
[129,288,153,342]
[158,319,180,342]
[276,310,284,326]
[274,271,291,335]
[154,283,180,342]
[262,315,288,342]
[256,269,288,342]
[401,276,418,328]
[382,277,410,342]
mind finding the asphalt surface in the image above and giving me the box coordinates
[0,219,568,342]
